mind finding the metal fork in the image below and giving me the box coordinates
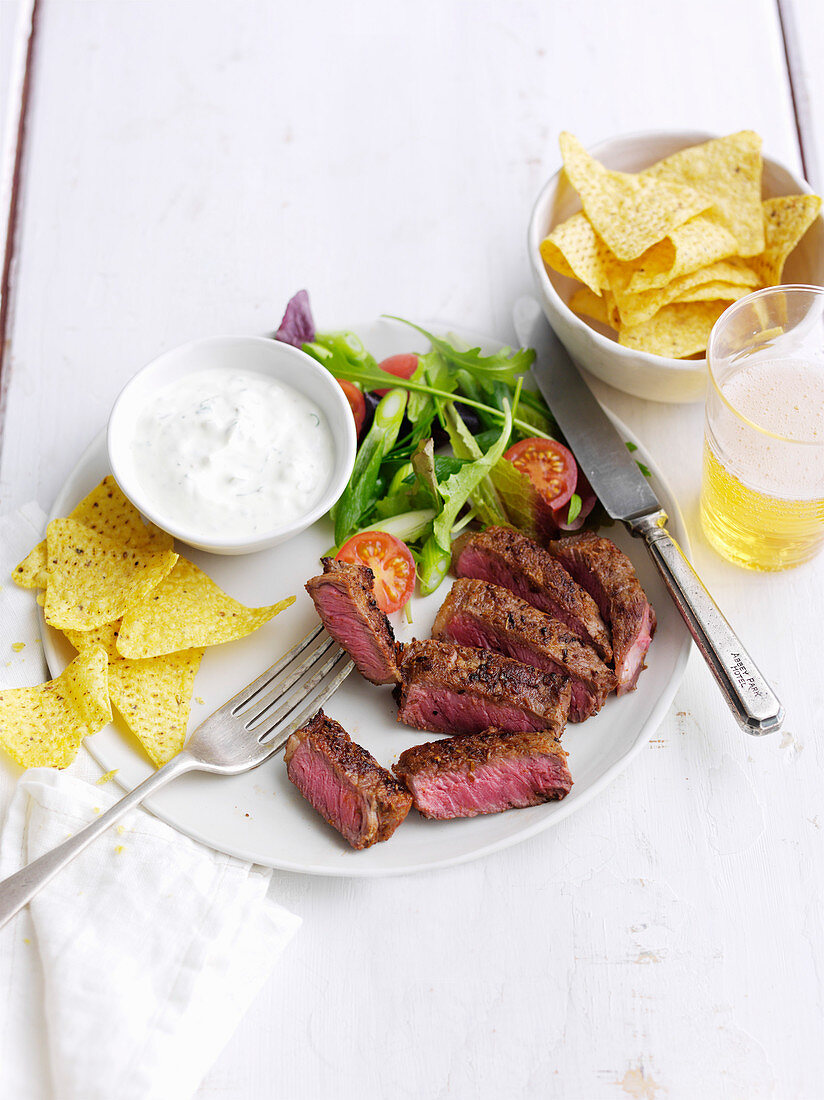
[0,626,353,928]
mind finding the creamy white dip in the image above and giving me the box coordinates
[132,367,335,538]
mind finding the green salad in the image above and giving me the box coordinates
[275,291,597,613]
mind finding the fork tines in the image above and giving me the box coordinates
[225,625,354,746]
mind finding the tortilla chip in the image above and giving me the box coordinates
[43,519,178,631]
[63,621,122,660]
[14,476,173,590]
[569,286,609,323]
[559,132,711,261]
[108,649,204,766]
[0,647,111,768]
[12,544,50,590]
[611,258,760,327]
[620,213,740,294]
[541,213,613,295]
[604,290,621,328]
[618,300,729,358]
[671,281,756,305]
[645,131,765,256]
[116,558,295,659]
[749,195,822,286]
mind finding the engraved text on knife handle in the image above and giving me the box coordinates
[630,512,784,735]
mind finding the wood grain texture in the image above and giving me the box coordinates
[0,2,821,1099]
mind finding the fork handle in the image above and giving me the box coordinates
[0,752,198,929]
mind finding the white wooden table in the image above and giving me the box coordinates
[1,2,822,1097]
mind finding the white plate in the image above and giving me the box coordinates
[41,318,691,876]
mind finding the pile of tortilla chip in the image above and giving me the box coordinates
[541,131,822,359]
[2,477,294,770]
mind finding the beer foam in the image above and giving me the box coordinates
[714,359,824,498]
[723,359,824,442]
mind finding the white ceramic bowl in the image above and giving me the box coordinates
[107,335,357,554]
[527,130,824,404]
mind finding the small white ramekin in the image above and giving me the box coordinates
[107,334,356,555]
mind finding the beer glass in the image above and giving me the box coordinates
[700,285,824,570]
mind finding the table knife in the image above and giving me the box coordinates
[513,297,783,736]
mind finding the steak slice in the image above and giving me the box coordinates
[548,533,656,695]
[395,639,571,737]
[305,557,400,685]
[452,526,612,662]
[284,710,412,849]
[393,727,572,819]
[432,578,616,722]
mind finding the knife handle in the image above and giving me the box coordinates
[631,514,784,735]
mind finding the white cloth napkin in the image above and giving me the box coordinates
[0,505,301,1100]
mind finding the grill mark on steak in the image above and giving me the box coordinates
[432,578,616,722]
[284,710,412,848]
[548,533,656,696]
[393,727,572,819]
[452,526,612,662]
[305,557,400,685]
[395,638,571,737]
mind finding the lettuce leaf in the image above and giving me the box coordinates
[432,401,513,551]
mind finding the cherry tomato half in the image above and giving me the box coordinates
[336,531,416,614]
[504,438,578,511]
[337,379,366,435]
[374,353,419,396]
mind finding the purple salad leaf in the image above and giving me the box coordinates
[275,290,315,347]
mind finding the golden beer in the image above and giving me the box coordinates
[701,441,824,570]
[700,288,824,572]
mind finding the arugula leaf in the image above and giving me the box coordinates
[305,337,548,440]
[515,391,558,438]
[385,317,535,386]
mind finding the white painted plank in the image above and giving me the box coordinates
[0,0,33,285]
[778,0,823,191]
[0,3,820,1100]
[0,2,22,163]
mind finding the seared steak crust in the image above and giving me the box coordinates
[452,526,612,662]
[284,710,412,848]
[393,727,573,819]
[305,557,400,685]
[548,533,656,696]
[432,578,616,722]
[394,639,571,737]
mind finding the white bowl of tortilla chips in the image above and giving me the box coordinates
[528,130,824,404]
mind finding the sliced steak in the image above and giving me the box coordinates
[395,639,571,737]
[305,557,400,685]
[284,710,412,849]
[432,578,616,722]
[393,727,572,819]
[548,533,656,695]
[452,526,612,662]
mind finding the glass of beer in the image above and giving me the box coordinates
[700,285,824,571]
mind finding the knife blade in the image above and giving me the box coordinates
[514,299,661,524]
[513,297,784,737]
